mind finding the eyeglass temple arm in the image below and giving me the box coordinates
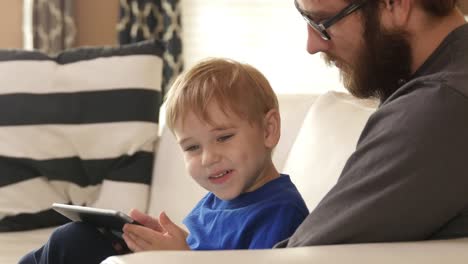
[322,1,367,29]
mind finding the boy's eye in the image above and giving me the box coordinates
[217,134,234,142]
[184,145,200,152]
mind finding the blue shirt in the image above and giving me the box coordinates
[183,174,309,250]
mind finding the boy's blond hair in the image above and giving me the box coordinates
[165,58,279,131]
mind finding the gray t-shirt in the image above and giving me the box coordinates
[277,23,468,247]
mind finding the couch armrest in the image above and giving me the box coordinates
[102,238,468,264]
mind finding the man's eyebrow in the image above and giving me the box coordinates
[306,11,333,21]
[295,1,333,21]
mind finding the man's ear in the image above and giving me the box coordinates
[263,109,281,149]
[381,0,412,28]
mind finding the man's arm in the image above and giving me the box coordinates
[280,85,468,247]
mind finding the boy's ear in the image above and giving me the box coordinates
[263,109,281,149]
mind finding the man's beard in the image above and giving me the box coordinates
[323,25,412,101]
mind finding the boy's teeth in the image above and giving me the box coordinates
[214,170,229,178]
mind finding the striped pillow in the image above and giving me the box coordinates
[0,40,163,231]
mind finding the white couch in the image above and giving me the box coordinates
[2,91,467,264]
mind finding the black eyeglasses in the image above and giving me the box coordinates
[294,0,367,40]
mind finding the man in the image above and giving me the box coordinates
[276,0,468,247]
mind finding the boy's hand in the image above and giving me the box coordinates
[122,211,190,251]
[128,209,164,232]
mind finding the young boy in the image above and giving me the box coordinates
[20,58,308,263]
[122,58,309,251]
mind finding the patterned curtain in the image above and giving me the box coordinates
[117,0,183,95]
[24,0,76,55]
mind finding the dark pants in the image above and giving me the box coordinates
[19,222,128,264]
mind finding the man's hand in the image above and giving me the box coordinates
[122,211,190,252]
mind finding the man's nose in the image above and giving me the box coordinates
[201,146,221,167]
[306,25,330,54]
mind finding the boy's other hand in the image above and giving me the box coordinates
[128,209,164,232]
[123,211,190,251]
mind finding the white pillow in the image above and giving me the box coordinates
[283,91,377,211]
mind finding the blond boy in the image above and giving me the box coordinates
[122,58,308,250]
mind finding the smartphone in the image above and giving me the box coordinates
[52,203,141,232]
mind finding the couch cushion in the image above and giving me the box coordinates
[283,91,377,211]
[0,40,163,231]
[273,94,319,171]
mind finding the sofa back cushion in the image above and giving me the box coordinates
[283,91,377,211]
[0,40,163,231]
[148,94,318,224]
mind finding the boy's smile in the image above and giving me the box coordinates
[174,101,279,200]
[208,169,233,184]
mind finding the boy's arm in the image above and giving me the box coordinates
[123,211,190,251]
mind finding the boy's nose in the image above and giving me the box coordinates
[201,147,221,167]
[306,25,330,54]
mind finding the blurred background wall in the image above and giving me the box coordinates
[0,0,467,94]
[0,1,23,48]
[2,1,466,49]
[0,0,119,49]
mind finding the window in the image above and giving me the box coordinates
[181,0,345,94]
